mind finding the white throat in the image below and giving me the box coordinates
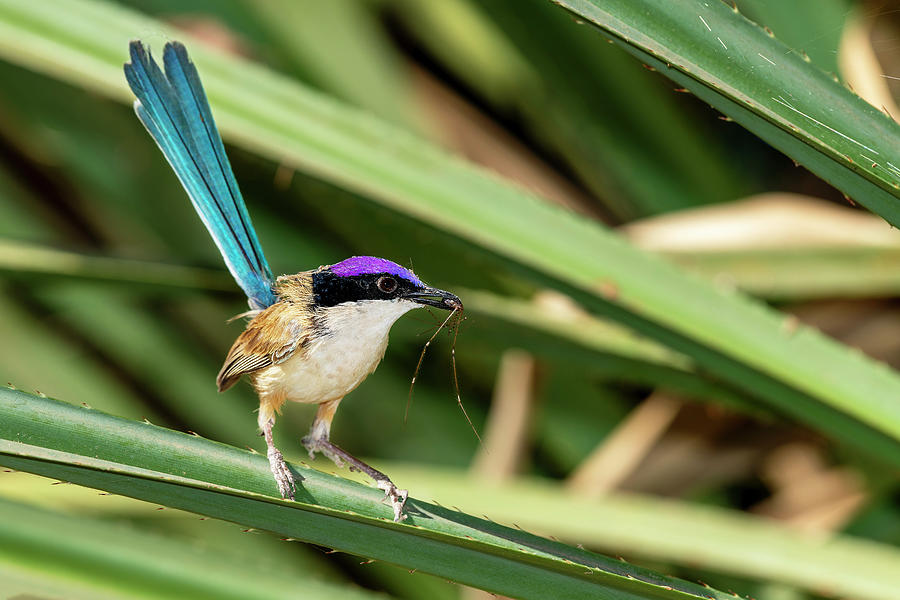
[319,298,419,339]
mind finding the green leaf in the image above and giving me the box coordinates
[0,497,379,600]
[661,246,900,300]
[0,387,736,600]
[391,0,751,217]
[378,462,900,600]
[0,238,231,292]
[549,0,900,224]
[736,0,850,75]
[0,290,152,420]
[31,283,257,444]
[244,0,420,130]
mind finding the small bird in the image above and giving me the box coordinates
[124,40,461,521]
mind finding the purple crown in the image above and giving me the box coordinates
[330,256,423,287]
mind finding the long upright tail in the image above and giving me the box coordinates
[124,41,276,310]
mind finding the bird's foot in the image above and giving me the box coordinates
[376,479,408,522]
[300,434,319,460]
[267,446,296,500]
[302,435,409,522]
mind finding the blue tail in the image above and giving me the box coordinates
[124,41,276,310]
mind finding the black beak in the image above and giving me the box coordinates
[405,287,463,311]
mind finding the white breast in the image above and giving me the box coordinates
[254,299,418,405]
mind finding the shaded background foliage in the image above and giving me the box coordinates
[1,0,900,598]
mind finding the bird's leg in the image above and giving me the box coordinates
[260,414,296,500]
[317,441,409,522]
[302,399,408,522]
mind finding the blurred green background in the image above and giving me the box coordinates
[1,0,900,598]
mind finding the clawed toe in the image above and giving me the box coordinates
[262,419,295,501]
[268,448,296,501]
[300,435,316,460]
[377,479,408,522]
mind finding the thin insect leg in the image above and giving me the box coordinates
[414,311,444,337]
[408,307,441,328]
[449,315,481,443]
[415,325,442,337]
[406,306,459,423]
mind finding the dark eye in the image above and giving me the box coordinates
[377,276,398,294]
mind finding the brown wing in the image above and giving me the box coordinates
[216,302,307,392]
